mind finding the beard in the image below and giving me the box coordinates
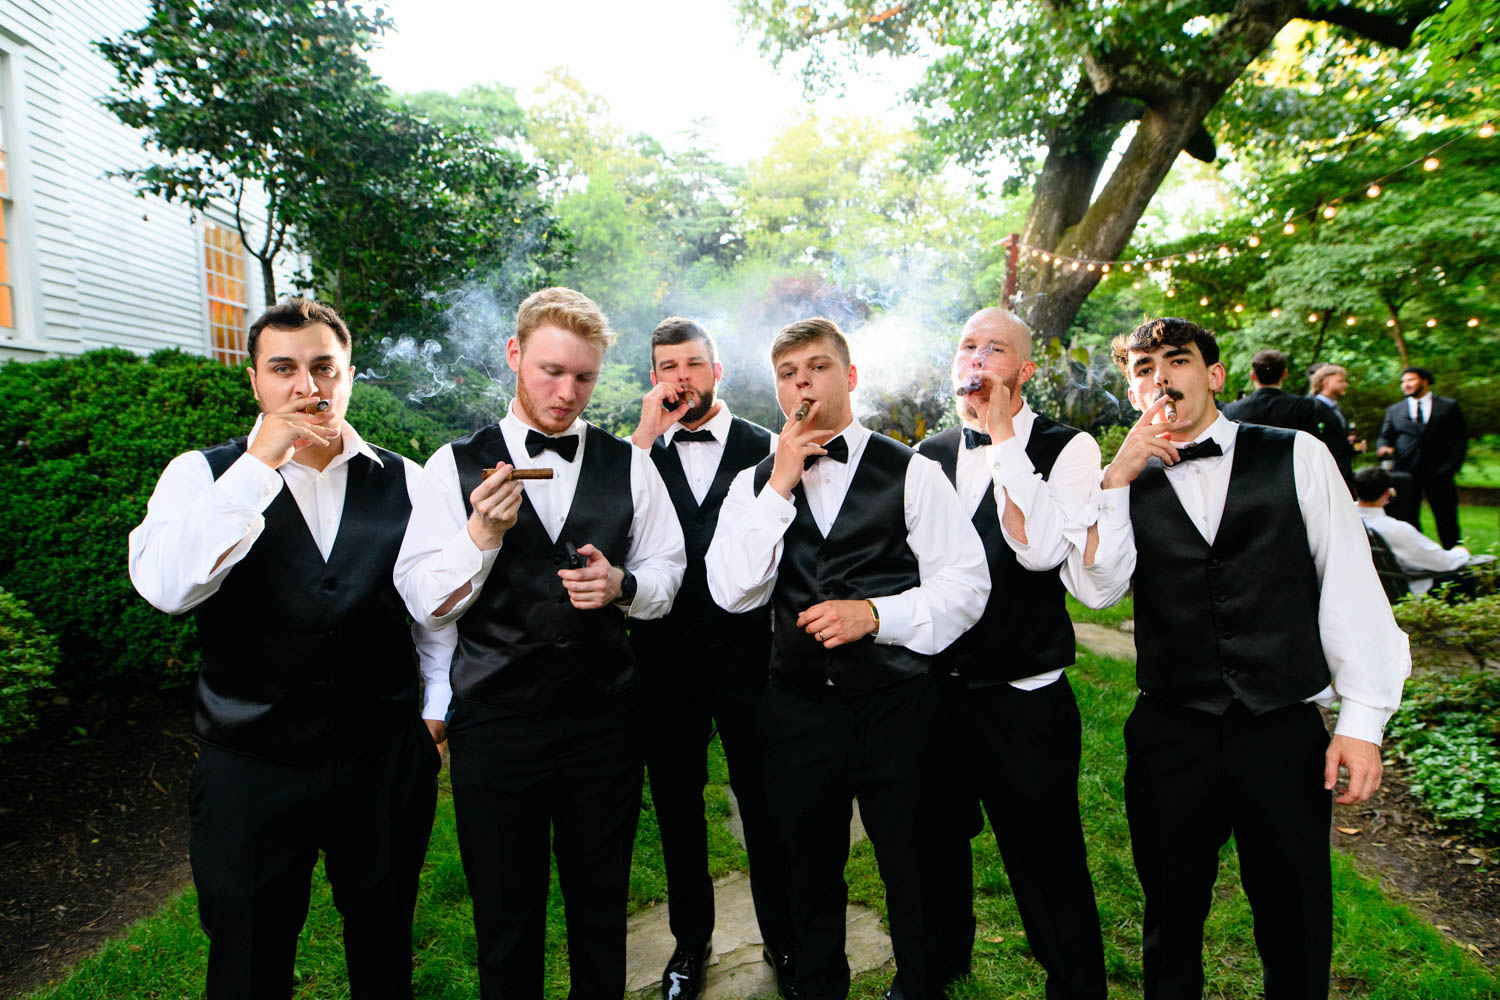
[515,374,575,434]
[680,384,717,425]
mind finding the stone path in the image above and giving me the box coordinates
[625,621,1135,997]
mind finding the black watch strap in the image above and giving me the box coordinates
[615,569,638,607]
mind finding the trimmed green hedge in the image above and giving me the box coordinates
[0,587,57,744]
[0,348,463,693]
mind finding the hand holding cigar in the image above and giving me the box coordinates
[483,467,555,481]
[767,399,827,498]
[467,462,525,550]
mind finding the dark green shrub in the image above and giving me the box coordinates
[1386,671,1500,837]
[1392,592,1500,668]
[0,348,465,693]
[0,587,57,744]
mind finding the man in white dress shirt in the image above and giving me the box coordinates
[393,287,685,999]
[1354,467,1478,596]
[129,298,447,1000]
[706,317,989,1000]
[915,308,1106,998]
[1071,317,1409,999]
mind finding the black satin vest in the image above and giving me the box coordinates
[1130,423,1330,715]
[448,423,636,717]
[918,416,1078,685]
[752,432,930,697]
[193,439,419,763]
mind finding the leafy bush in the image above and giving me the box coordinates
[1386,671,1500,837]
[0,587,57,744]
[1392,592,1500,668]
[0,349,464,694]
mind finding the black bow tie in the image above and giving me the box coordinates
[673,429,716,444]
[525,429,579,462]
[962,428,992,450]
[804,436,849,469]
[1173,439,1223,463]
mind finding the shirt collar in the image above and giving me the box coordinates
[824,417,867,453]
[503,399,585,440]
[245,413,383,469]
[1191,412,1239,452]
[663,402,733,445]
[1315,393,1339,408]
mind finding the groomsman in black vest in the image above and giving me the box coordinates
[128,299,446,1000]
[707,318,989,1000]
[916,307,1106,998]
[1071,317,1410,999]
[394,287,686,999]
[627,317,796,1000]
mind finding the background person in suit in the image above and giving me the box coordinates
[1308,364,1364,493]
[1377,366,1468,549]
[1223,349,1329,439]
[915,307,1107,1000]
[627,317,794,1000]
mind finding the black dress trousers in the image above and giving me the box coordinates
[637,633,793,954]
[188,713,440,1000]
[1124,695,1333,1000]
[760,674,940,1000]
[447,692,645,1000]
[930,673,1107,999]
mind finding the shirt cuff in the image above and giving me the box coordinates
[869,595,913,647]
[987,436,1035,481]
[217,452,284,509]
[422,679,453,721]
[1095,485,1131,525]
[751,482,797,532]
[1331,698,1391,745]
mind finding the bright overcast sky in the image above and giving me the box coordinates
[367,0,925,165]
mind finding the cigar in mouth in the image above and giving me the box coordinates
[1154,388,1178,422]
[793,400,812,422]
[298,400,331,414]
[482,468,555,481]
[955,372,985,397]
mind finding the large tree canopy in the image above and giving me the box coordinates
[739,0,1444,338]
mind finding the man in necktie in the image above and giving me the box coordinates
[394,287,686,999]
[1068,317,1410,999]
[706,318,989,1000]
[1308,364,1362,493]
[1376,366,1468,548]
[915,308,1107,999]
[626,317,794,1000]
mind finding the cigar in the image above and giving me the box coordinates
[1154,388,1178,421]
[955,372,984,397]
[481,468,555,481]
[793,400,812,422]
[298,399,331,414]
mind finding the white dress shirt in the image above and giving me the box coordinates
[127,417,456,721]
[960,403,1102,690]
[394,400,686,633]
[1407,392,1432,424]
[1068,414,1410,744]
[706,418,990,655]
[1357,506,1471,595]
[654,404,775,505]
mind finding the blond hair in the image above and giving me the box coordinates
[1309,363,1346,394]
[770,317,851,367]
[515,287,614,352]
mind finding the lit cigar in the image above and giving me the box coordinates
[482,468,555,481]
[1154,388,1178,422]
[298,399,331,414]
[955,372,984,397]
[793,400,812,422]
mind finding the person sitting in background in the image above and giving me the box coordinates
[1354,467,1487,597]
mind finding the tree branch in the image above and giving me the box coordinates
[1304,2,1441,50]
[799,3,906,40]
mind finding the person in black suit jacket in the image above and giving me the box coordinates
[1223,349,1331,440]
[627,318,794,1000]
[1309,364,1365,494]
[1377,366,1468,549]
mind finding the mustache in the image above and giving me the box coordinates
[1153,387,1185,402]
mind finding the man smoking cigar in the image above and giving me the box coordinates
[128,298,447,1000]
[913,307,1106,999]
[707,318,988,1000]
[1069,317,1409,999]
[393,287,685,999]
[626,318,793,1000]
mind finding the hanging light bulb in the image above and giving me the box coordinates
[1166,288,1176,297]
[1233,304,1244,313]
[1101,264,1111,273]
[1144,262,1153,271]
[1345,316,1357,326]
[1071,261,1080,271]
[1468,318,1481,327]
[1423,157,1440,171]
[1322,205,1338,219]
[1426,318,1438,327]
[1308,313,1319,323]
[1481,122,1496,139]
[1386,319,1397,327]
[1123,263,1133,272]
[1186,252,1198,263]
[1248,235,1261,247]
[1041,253,1051,262]
[1283,222,1297,235]
[1218,246,1231,258]
[1133,281,1142,290]
[1199,296,1209,306]
[1367,184,1381,198]
[1086,262,1096,271]
[1271,308,1282,318]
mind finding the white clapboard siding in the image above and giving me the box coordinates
[0,0,295,363]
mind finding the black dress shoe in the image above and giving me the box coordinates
[662,940,712,1000]
[762,945,800,998]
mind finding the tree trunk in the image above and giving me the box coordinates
[259,253,277,306]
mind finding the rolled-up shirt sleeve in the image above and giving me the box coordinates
[620,448,687,620]
[1294,433,1410,744]
[706,467,794,613]
[1061,483,1135,609]
[870,455,990,654]
[128,450,284,614]
[991,431,1102,571]
[394,443,500,631]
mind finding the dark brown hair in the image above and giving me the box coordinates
[248,298,351,365]
[1110,317,1220,373]
[651,316,717,365]
[1250,349,1288,385]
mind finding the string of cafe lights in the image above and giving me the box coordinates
[1013,119,1495,329]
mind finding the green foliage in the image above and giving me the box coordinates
[1392,592,1500,668]
[0,588,57,745]
[1095,424,1128,466]
[0,349,457,693]
[1386,670,1500,836]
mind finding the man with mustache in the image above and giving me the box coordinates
[394,287,686,999]
[707,317,989,1000]
[914,307,1107,999]
[627,317,794,1000]
[1071,317,1409,1000]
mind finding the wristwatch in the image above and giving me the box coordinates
[615,569,638,607]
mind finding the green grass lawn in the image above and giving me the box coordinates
[26,650,1500,999]
[1422,503,1500,554]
